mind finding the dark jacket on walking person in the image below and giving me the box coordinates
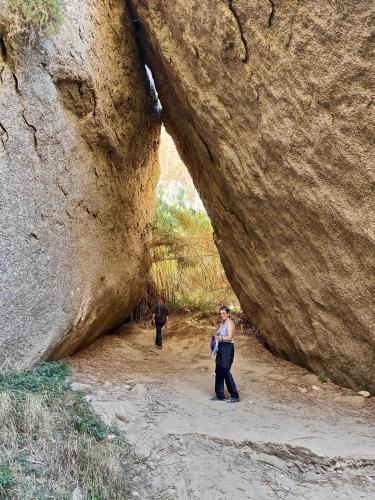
[152,297,169,349]
[212,306,240,403]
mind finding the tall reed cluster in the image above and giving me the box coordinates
[149,185,239,312]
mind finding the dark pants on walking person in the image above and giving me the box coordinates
[215,342,239,399]
[155,322,164,347]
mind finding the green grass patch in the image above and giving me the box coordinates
[357,383,369,392]
[0,465,13,496]
[2,0,66,38]
[318,373,327,384]
[0,360,69,399]
[0,361,133,499]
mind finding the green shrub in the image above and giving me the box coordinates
[2,0,66,37]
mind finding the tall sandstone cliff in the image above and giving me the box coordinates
[0,0,160,369]
[130,0,375,390]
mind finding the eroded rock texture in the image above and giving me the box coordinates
[130,0,375,390]
[0,0,160,369]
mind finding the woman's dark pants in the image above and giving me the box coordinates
[215,342,239,399]
[155,322,164,347]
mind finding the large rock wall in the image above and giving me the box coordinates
[130,0,375,390]
[0,0,160,370]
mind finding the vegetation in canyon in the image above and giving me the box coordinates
[1,0,65,37]
[0,361,132,499]
[150,184,239,313]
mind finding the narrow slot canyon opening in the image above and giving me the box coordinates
[131,65,240,320]
[147,124,240,316]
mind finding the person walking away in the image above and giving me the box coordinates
[152,297,169,349]
[211,306,240,403]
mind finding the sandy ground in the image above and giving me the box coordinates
[69,314,375,499]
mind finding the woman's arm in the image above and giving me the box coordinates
[221,320,235,342]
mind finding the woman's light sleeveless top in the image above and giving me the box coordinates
[217,320,234,343]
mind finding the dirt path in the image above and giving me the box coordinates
[69,314,375,499]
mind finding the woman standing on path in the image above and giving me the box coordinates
[212,306,240,403]
[152,297,169,349]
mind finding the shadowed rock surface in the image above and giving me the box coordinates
[129,0,375,390]
[0,0,160,369]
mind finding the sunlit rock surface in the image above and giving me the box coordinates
[0,0,160,369]
[130,0,375,390]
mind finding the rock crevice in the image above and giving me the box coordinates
[227,0,249,62]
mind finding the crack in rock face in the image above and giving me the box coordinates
[128,0,375,391]
[0,0,160,370]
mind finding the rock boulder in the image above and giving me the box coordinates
[130,0,375,390]
[0,0,160,369]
